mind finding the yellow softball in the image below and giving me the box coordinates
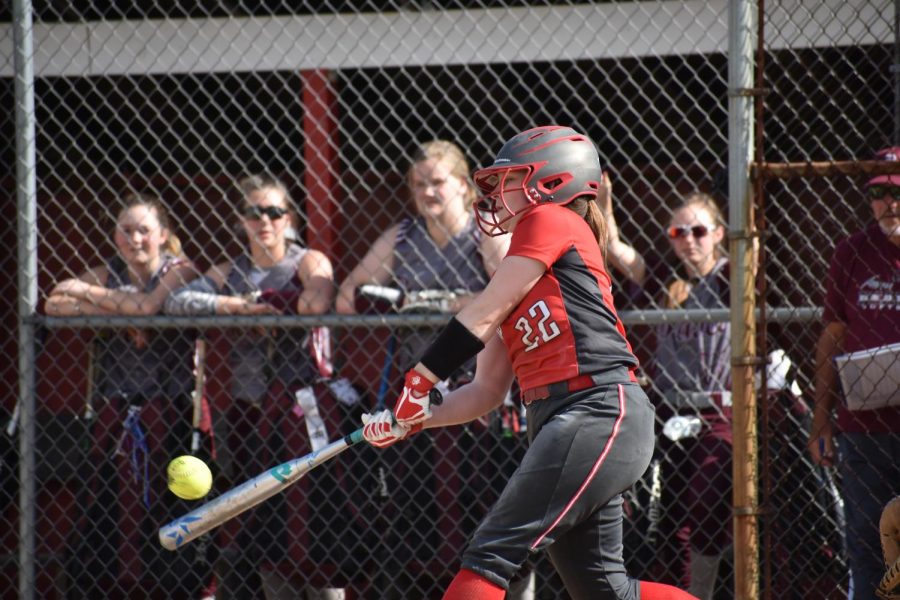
[167,455,212,500]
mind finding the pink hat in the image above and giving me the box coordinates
[866,146,900,187]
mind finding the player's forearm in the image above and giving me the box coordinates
[54,281,158,315]
[425,380,507,429]
[91,287,161,315]
[45,295,115,316]
[812,323,844,433]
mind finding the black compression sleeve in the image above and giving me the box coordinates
[419,317,486,381]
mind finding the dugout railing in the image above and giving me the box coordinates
[5,1,899,599]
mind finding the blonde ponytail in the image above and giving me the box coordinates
[567,197,609,257]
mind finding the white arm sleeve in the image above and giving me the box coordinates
[164,276,221,316]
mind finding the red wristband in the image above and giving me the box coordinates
[404,368,435,394]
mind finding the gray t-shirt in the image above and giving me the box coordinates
[391,216,489,373]
[95,253,193,401]
[224,244,317,401]
[652,258,732,396]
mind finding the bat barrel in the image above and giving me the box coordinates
[159,428,364,551]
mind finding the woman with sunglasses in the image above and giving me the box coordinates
[165,175,345,600]
[603,190,733,600]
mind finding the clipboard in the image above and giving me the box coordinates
[835,342,900,411]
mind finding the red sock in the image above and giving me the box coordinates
[640,580,700,599]
[441,569,505,600]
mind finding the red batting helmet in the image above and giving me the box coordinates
[472,125,603,236]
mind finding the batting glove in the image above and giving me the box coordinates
[393,368,438,427]
[361,410,420,448]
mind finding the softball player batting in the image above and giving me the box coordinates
[362,126,699,600]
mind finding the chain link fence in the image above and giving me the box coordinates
[2,1,898,598]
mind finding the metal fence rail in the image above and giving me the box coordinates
[3,1,898,599]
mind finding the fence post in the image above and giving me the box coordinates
[729,0,759,598]
[13,0,37,598]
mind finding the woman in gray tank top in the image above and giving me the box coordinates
[337,141,539,599]
[45,193,210,598]
[165,175,345,600]
[608,184,839,599]
[604,188,735,599]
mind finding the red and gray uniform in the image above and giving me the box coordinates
[500,205,637,390]
[461,204,655,600]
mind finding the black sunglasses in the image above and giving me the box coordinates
[242,205,289,220]
[866,185,900,200]
[667,224,712,240]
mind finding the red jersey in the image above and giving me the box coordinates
[500,204,638,391]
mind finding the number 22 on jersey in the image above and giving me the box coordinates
[515,299,561,352]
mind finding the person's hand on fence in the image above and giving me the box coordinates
[335,281,357,315]
[257,288,301,314]
[596,171,614,218]
[217,293,283,316]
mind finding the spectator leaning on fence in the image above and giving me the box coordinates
[603,186,737,599]
[44,192,210,598]
[164,175,347,600]
[335,140,540,598]
[335,139,507,333]
[808,147,900,600]
[359,126,698,600]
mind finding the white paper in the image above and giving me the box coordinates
[835,342,900,411]
[295,386,329,451]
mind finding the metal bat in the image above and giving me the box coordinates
[159,428,364,550]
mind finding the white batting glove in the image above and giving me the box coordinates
[361,410,420,449]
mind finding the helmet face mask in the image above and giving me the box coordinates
[473,165,536,237]
[472,126,602,237]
